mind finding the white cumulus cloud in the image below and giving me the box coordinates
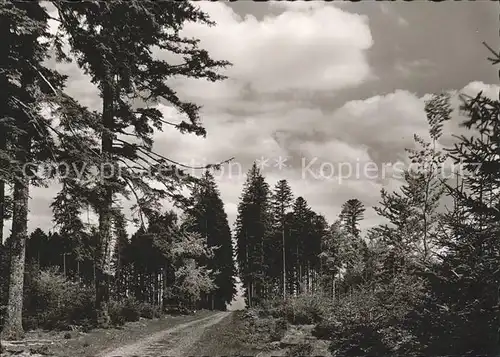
[168,1,373,98]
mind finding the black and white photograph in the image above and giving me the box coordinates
[0,0,499,356]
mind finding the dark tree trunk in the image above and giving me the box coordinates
[282,225,286,300]
[2,124,31,340]
[1,50,37,338]
[0,168,4,244]
[0,11,8,246]
[0,114,5,244]
[95,78,114,327]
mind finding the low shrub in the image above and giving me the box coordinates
[322,280,423,356]
[312,318,339,340]
[256,296,283,318]
[270,317,288,341]
[139,302,162,319]
[288,342,313,357]
[108,300,126,326]
[79,318,94,332]
[23,267,95,330]
[108,296,156,325]
[118,296,141,322]
[259,293,329,325]
[282,294,328,325]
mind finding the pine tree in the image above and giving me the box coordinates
[235,163,271,306]
[309,213,328,292]
[0,122,5,244]
[0,1,69,339]
[129,210,178,305]
[288,197,313,295]
[187,171,236,310]
[53,0,230,325]
[414,79,500,354]
[372,186,419,281]
[339,199,365,239]
[372,93,451,284]
[111,211,130,299]
[128,228,150,302]
[51,181,90,278]
[270,179,293,299]
[26,228,49,268]
[123,209,216,309]
[404,93,451,265]
[350,93,461,355]
[0,0,12,246]
[319,220,343,300]
[336,199,367,289]
[0,238,7,292]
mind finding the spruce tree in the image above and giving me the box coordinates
[319,220,343,300]
[187,171,236,310]
[270,179,293,299]
[0,239,7,304]
[26,228,49,268]
[339,198,365,239]
[288,196,313,295]
[404,93,451,265]
[309,213,328,292]
[111,211,130,299]
[335,200,367,292]
[235,163,271,306]
[414,79,500,354]
[0,1,69,339]
[372,93,451,283]
[53,0,230,325]
[0,0,12,245]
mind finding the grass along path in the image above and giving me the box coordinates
[1,310,216,357]
[185,311,270,356]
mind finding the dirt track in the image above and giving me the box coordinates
[99,311,231,357]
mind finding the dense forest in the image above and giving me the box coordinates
[235,86,499,355]
[0,1,499,356]
[0,0,236,338]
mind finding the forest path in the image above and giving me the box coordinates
[99,311,231,357]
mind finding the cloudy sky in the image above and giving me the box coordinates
[4,1,499,242]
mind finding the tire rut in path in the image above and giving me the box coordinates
[99,312,231,357]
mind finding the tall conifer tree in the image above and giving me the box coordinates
[53,0,230,325]
[414,87,500,355]
[0,1,70,338]
[235,163,271,306]
[288,197,313,295]
[187,171,236,310]
[270,179,293,299]
[339,199,365,240]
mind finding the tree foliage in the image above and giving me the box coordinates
[186,171,236,310]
